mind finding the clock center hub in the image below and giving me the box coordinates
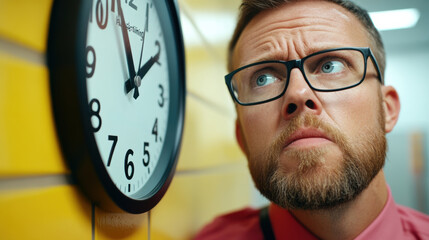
[134,75,142,88]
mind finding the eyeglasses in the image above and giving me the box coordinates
[225,47,383,106]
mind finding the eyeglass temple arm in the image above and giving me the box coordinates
[368,49,384,84]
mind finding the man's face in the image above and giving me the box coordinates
[233,1,391,209]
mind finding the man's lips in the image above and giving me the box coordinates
[284,128,332,148]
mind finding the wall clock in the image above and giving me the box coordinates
[47,0,185,213]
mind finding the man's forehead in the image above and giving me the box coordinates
[233,0,368,67]
[254,1,352,22]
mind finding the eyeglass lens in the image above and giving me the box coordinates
[231,49,366,104]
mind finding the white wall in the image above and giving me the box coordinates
[384,43,429,214]
[385,44,429,132]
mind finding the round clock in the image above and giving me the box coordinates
[47,0,185,213]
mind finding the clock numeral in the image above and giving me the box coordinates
[111,0,116,12]
[96,0,109,29]
[142,142,150,167]
[89,0,137,26]
[126,0,138,10]
[86,46,96,78]
[89,0,116,22]
[107,135,118,167]
[158,84,165,107]
[89,99,102,132]
[152,118,158,142]
[125,149,134,180]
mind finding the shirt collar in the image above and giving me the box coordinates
[269,186,404,239]
[355,186,405,239]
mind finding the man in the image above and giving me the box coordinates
[195,0,429,239]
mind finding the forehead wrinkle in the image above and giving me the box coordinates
[247,8,354,38]
[238,20,343,65]
[233,1,369,69]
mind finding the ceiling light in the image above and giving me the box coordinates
[369,8,420,31]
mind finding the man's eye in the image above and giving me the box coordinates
[321,61,345,73]
[255,74,276,86]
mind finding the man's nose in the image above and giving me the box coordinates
[281,68,322,120]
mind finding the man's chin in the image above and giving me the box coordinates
[267,166,354,210]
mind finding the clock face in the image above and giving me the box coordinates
[85,0,169,198]
[48,0,185,213]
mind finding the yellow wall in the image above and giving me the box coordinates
[0,0,251,239]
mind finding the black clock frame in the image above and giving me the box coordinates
[47,0,185,213]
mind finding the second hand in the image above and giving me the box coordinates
[133,3,149,99]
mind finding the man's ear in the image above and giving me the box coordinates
[382,85,400,133]
[235,119,246,154]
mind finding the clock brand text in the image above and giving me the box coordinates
[116,16,145,40]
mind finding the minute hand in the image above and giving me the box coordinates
[117,0,136,88]
[125,41,161,93]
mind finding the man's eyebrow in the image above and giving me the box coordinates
[248,46,344,64]
[245,53,291,65]
[254,52,291,62]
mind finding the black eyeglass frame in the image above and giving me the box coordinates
[225,47,383,106]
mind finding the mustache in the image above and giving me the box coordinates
[269,114,346,156]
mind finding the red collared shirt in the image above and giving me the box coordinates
[195,188,429,239]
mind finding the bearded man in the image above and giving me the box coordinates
[195,0,429,239]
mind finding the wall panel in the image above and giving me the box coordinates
[0,184,92,239]
[0,52,66,176]
[0,0,53,52]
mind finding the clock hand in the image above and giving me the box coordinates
[125,41,161,94]
[133,3,150,99]
[137,41,161,80]
[117,0,136,90]
[137,3,149,70]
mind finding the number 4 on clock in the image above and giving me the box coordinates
[152,118,158,142]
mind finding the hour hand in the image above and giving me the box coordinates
[125,41,161,94]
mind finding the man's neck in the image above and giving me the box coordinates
[289,171,388,240]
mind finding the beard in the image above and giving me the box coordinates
[246,105,387,210]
